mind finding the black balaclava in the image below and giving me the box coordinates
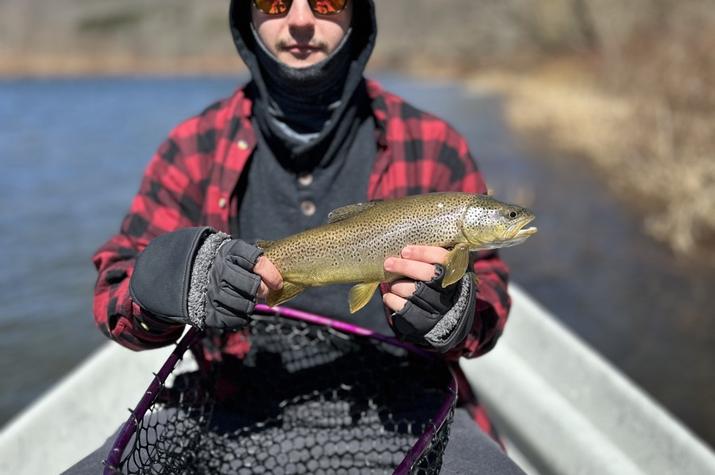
[229,0,377,169]
[251,22,353,142]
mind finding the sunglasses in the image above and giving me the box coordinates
[253,0,349,16]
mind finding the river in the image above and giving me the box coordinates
[0,75,713,446]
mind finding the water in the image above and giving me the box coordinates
[1,76,713,446]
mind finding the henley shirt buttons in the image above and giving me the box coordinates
[237,140,249,150]
[218,197,227,209]
[298,173,313,187]
[301,200,316,216]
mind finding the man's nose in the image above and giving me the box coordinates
[285,0,316,29]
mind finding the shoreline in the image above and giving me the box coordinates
[0,54,247,78]
[462,61,715,263]
[0,53,459,79]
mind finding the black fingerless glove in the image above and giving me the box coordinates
[130,227,264,331]
[203,239,263,330]
[391,265,476,353]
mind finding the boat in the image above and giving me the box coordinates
[0,284,713,474]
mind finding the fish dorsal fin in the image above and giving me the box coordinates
[327,201,379,224]
[255,239,275,250]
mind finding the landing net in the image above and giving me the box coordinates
[104,306,457,474]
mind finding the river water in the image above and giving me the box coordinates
[1,75,713,446]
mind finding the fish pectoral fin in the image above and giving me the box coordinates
[443,243,470,288]
[327,201,380,223]
[266,282,304,307]
[348,282,380,314]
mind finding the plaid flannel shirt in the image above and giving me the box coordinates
[93,79,511,355]
[92,80,511,437]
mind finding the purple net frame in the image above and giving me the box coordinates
[103,305,458,474]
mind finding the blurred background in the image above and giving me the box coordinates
[1,0,713,450]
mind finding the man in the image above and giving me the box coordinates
[91,0,523,472]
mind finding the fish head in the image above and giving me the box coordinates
[461,195,538,250]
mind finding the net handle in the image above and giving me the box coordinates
[103,327,205,474]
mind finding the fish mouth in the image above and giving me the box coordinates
[466,213,538,250]
[486,216,537,249]
[512,214,537,233]
[515,225,538,239]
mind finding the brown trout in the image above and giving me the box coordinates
[258,192,537,313]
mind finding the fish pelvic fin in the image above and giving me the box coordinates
[266,282,304,307]
[443,243,470,287]
[349,281,380,314]
[327,201,379,223]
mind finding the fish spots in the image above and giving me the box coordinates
[264,193,476,285]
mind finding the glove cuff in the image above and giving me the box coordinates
[187,231,231,328]
[424,273,476,352]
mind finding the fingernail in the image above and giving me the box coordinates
[401,247,412,258]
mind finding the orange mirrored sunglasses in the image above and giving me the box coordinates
[253,0,349,16]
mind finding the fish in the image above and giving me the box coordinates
[258,192,537,313]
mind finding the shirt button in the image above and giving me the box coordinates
[237,139,249,150]
[298,173,313,187]
[300,200,316,216]
[218,197,227,209]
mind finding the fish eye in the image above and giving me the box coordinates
[508,210,518,219]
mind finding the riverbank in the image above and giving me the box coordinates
[461,59,715,263]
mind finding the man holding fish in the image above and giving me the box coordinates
[93,0,532,472]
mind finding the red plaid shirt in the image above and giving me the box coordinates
[93,80,510,436]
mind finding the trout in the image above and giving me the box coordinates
[258,192,537,313]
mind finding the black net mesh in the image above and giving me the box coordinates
[111,316,456,474]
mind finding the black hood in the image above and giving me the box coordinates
[229,0,377,166]
[229,0,377,92]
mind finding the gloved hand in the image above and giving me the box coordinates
[383,246,476,353]
[130,227,282,330]
[390,265,475,352]
[203,238,281,329]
